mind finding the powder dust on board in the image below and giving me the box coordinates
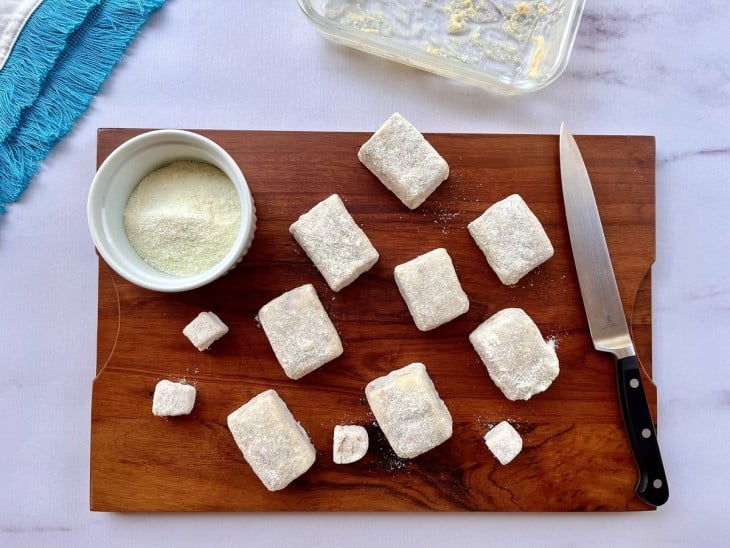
[124,160,241,276]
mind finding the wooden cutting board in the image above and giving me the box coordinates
[90,129,657,512]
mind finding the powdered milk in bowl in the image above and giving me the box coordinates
[87,129,256,292]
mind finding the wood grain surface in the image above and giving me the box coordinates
[90,129,657,512]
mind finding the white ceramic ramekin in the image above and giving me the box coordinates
[87,129,256,292]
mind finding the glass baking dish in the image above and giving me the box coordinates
[297,0,585,95]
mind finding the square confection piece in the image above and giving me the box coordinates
[182,311,229,351]
[365,362,453,459]
[332,425,369,464]
[394,248,469,331]
[152,380,196,417]
[468,194,554,285]
[289,194,379,292]
[257,284,343,380]
[469,308,559,401]
[484,421,523,465]
[358,112,449,209]
[227,389,316,491]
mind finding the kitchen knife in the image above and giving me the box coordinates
[559,124,669,507]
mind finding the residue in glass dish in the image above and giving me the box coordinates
[320,0,567,81]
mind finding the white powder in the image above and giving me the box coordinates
[124,160,241,276]
[484,420,523,465]
[257,284,344,380]
[357,113,449,210]
[289,194,379,292]
[467,194,554,286]
[365,362,453,459]
[332,425,369,464]
[469,308,559,401]
[393,248,469,332]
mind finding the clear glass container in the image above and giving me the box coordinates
[297,0,585,95]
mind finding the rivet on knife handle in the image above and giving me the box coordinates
[617,355,669,506]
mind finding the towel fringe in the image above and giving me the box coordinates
[0,0,166,213]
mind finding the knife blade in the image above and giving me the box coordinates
[559,123,669,507]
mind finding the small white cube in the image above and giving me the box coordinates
[227,389,316,491]
[257,284,343,380]
[365,362,453,459]
[394,248,469,331]
[484,421,523,465]
[469,308,559,401]
[468,194,554,285]
[182,311,229,351]
[289,194,379,292]
[332,425,369,464]
[152,379,196,417]
[358,112,449,209]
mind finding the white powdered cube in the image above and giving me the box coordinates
[257,284,343,380]
[484,421,523,465]
[468,194,554,285]
[227,389,316,492]
[289,194,379,292]
[394,248,469,331]
[332,425,369,464]
[365,362,453,459]
[152,380,196,417]
[358,112,449,209]
[182,311,229,351]
[469,308,559,401]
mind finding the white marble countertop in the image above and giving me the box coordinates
[1,1,728,546]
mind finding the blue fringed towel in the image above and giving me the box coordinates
[0,0,166,213]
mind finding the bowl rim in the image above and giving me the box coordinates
[87,128,255,292]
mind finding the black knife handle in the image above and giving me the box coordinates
[616,355,669,506]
